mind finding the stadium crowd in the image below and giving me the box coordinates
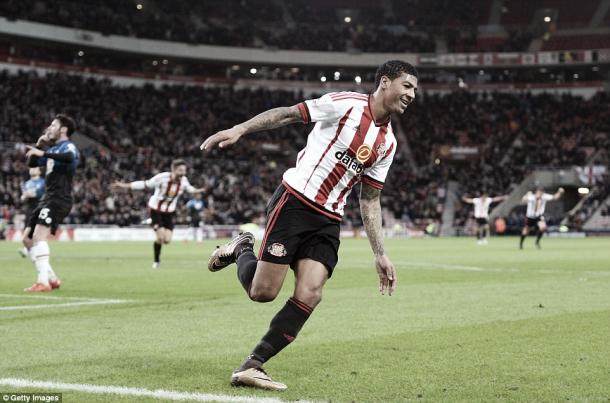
[1,71,608,233]
[0,0,529,54]
[0,71,441,231]
[404,91,610,229]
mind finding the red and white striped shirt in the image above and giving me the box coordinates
[283,91,397,220]
[131,172,196,213]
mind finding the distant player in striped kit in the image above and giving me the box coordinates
[520,187,564,249]
[462,192,508,244]
[201,60,417,390]
[111,159,205,268]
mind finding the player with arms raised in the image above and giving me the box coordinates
[201,60,417,390]
[111,159,205,268]
[23,114,80,292]
[462,192,508,244]
[520,187,564,249]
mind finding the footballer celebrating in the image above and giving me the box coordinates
[520,187,564,249]
[23,114,80,292]
[462,192,508,244]
[201,60,417,390]
[111,159,205,268]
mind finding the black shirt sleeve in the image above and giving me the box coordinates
[44,151,74,163]
[27,155,40,167]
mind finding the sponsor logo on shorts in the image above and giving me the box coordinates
[267,242,287,257]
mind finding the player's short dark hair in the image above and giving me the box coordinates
[55,114,76,136]
[375,60,418,89]
[171,159,187,170]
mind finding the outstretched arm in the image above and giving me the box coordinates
[187,187,206,194]
[553,187,565,200]
[110,181,133,191]
[359,182,396,296]
[492,195,509,203]
[462,196,474,204]
[110,180,149,192]
[201,105,302,150]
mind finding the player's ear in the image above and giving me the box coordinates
[381,76,390,89]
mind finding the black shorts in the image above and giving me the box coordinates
[259,185,341,277]
[150,210,175,230]
[525,216,544,227]
[27,200,72,237]
[23,202,39,229]
[476,217,489,225]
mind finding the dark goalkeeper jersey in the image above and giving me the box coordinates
[29,140,80,204]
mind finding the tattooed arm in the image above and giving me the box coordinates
[201,105,303,150]
[360,182,397,296]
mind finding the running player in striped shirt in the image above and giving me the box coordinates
[520,187,564,249]
[462,192,508,244]
[201,60,418,390]
[111,159,205,268]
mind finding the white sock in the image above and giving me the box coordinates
[32,241,52,286]
[48,266,58,281]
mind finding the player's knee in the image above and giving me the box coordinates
[249,286,278,303]
[296,286,323,307]
[163,238,171,245]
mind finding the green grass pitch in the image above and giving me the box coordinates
[1,237,609,402]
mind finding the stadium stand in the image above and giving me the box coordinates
[10,0,601,54]
[0,0,608,237]
[1,70,608,234]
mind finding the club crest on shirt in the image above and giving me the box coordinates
[267,242,287,257]
[376,142,388,158]
[356,144,372,163]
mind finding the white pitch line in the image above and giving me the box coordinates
[0,293,118,301]
[341,259,514,272]
[341,259,610,276]
[0,299,128,311]
[0,378,312,403]
[400,260,514,272]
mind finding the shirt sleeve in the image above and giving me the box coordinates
[299,93,342,124]
[131,173,164,190]
[28,155,47,167]
[43,151,74,163]
[361,142,396,190]
[146,173,165,189]
[65,142,78,157]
